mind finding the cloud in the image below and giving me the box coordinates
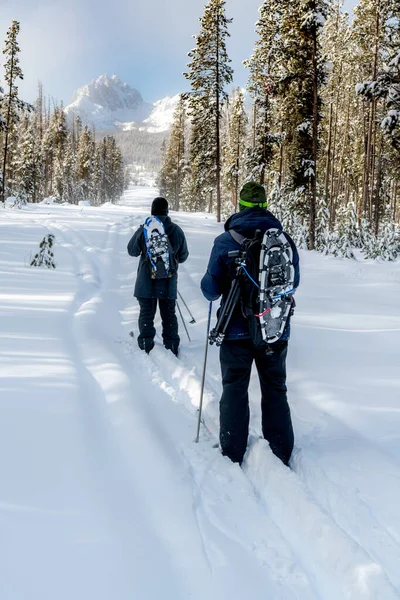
[0,0,91,102]
[0,0,357,105]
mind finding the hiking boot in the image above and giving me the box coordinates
[138,339,155,355]
[164,343,179,357]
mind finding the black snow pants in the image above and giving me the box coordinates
[219,338,294,466]
[137,298,180,354]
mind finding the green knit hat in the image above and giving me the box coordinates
[239,182,268,209]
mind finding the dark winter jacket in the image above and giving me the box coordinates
[127,215,189,300]
[200,207,300,340]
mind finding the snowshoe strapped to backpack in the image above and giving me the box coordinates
[234,228,295,345]
[143,216,176,280]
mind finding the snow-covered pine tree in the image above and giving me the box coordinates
[244,0,284,188]
[157,139,168,198]
[30,234,56,268]
[0,85,4,197]
[377,202,399,260]
[109,136,125,203]
[184,93,216,212]
[0,21,31,204]
[356,5,400,156]
[52,107,68,202]
[63,140,78,204]
[42,110,55,199]
[223,88,247,212]
[76,125,95,203]
[14,114,39,204]
[360,217,380,259]
[344,200,360,248]
[159,95,187,210]
[334,204,356,258]
[268,177,284,221]
[315,193,332,254]
[0,85,5,132]
[353,0,394,228]
[320,4,351,225]
[184,0,233,221]
[278,0,331,250]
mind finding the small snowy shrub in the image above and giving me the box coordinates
[30,234,56,269]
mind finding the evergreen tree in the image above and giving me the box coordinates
[109,136,125,203]
[223,88,247,211]
[356,7,400,155]
[0,21,29,203]
[185,93,216,212]
[184,0,233,221]
[320,4,351,224]
[30,234,56,268]
[160,95,187,210]
[378,202,399,260]
[51,107,69,201]
[63,140,78,204]
[279,0,330,249]
[76,124,95,202]
[315,194,332,253]
[0,85,5,132]
[14,114,38,202]
[352,0,393,224]
[244,0,284,187]
[157,139,168,198]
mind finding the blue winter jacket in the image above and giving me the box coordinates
[200,207,300,341]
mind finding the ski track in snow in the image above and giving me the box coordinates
[0,186,399,599]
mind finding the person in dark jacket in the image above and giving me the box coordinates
[201,182,300,466]
[127,197,189,356]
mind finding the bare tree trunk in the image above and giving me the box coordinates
[215,9,222,223]
[253,101,257,149]
[329,92,340,224]
[1,47,15,205]
[336,95,351,199]
[363,110,374,217]
[309,26,318,251]
[324,102,334,206]
[373,133,384,235]
[37,81,44,142]
[369,99,377,222]
[234,116,241,212]
[362,4,380,220]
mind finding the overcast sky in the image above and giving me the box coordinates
[0,0,357,106]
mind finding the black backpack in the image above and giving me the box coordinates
[230,228,295,346]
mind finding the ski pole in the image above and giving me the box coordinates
[195,301,212,443]
[178,291,196,324]
[176,301,191,342]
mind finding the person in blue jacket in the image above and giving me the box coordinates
[201,182,300,466]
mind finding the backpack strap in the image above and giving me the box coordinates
[229,230,246,245]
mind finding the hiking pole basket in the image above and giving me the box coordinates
[178,291,196,324]
[176,301,191,342]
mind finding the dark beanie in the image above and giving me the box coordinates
[239,182,268,210]
[151,197,169,216]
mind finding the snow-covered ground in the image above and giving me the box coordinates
[1,187,399,600]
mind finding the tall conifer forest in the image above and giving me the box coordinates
[159,0,400,259]
[0,20,127,209]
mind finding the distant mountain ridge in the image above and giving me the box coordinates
[65,74,179,133]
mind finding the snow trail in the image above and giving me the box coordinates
[0,186,399,599]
